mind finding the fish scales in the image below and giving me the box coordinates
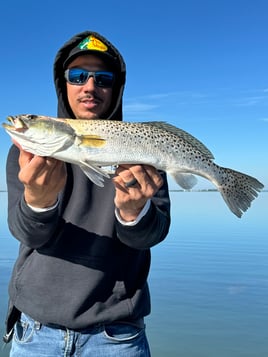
[67,120,211,170]
[2,114,264,218]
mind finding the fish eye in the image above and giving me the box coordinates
[26,114,38,120]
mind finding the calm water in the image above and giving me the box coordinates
[0,191,267,356]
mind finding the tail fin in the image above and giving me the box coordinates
[217,168,264,218]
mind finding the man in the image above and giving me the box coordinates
[5,31,171,356]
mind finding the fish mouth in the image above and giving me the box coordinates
[2,116,28,132]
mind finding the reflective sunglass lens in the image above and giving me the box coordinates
[65,69,114,87]
[95,73,114,87]
[68,69,88,84]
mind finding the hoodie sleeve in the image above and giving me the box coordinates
[6,145,61,248]
[114,172,171,250]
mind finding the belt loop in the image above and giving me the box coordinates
[3,328,14,343]
[34,321,41,330]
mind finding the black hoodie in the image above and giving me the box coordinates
[5,31,171,332]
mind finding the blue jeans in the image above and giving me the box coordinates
[10,313,151,356]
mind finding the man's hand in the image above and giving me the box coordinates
[16,143,67,208]
[113,164,163,222]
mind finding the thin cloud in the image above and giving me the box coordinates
[234,88,268,107]
[235,95,267,107]
[124,88,268,119]
[125,91,210,108]
[145,92,177,100]
[139,91,209,101]
[124,102,158,116]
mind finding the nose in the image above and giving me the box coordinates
[83,76,96,91]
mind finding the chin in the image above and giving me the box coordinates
[76,113,99,120]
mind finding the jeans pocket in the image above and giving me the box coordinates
[103,323,144,342]
[13,314,35,343]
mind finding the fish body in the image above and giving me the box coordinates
[2,114,264,218]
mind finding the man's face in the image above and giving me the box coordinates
[66,54,113,119]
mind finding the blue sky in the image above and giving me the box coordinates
[0,0,267,190]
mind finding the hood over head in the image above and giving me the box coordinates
[53,31,126,121]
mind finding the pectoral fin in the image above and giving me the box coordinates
[79,162,111,187]
[77,135,106,148]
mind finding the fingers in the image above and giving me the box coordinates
[114,165,140,191]
[114,164,163,194]
[19,154,60,185]
[17,148,67,208]
[113,164,163,222]
[137,165,163,191]
[124,178,138,188]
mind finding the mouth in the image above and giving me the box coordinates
[79,94,102,104]
[2,116,28,132]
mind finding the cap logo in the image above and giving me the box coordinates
[78,35,108,52]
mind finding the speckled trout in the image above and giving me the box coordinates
[2,114,264,217]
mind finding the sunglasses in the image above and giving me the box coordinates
[64,68,114,87]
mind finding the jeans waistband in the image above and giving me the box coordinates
[24,314,144,331]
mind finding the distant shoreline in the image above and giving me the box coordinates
[1,189,268,193]
[169,189,268,192]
